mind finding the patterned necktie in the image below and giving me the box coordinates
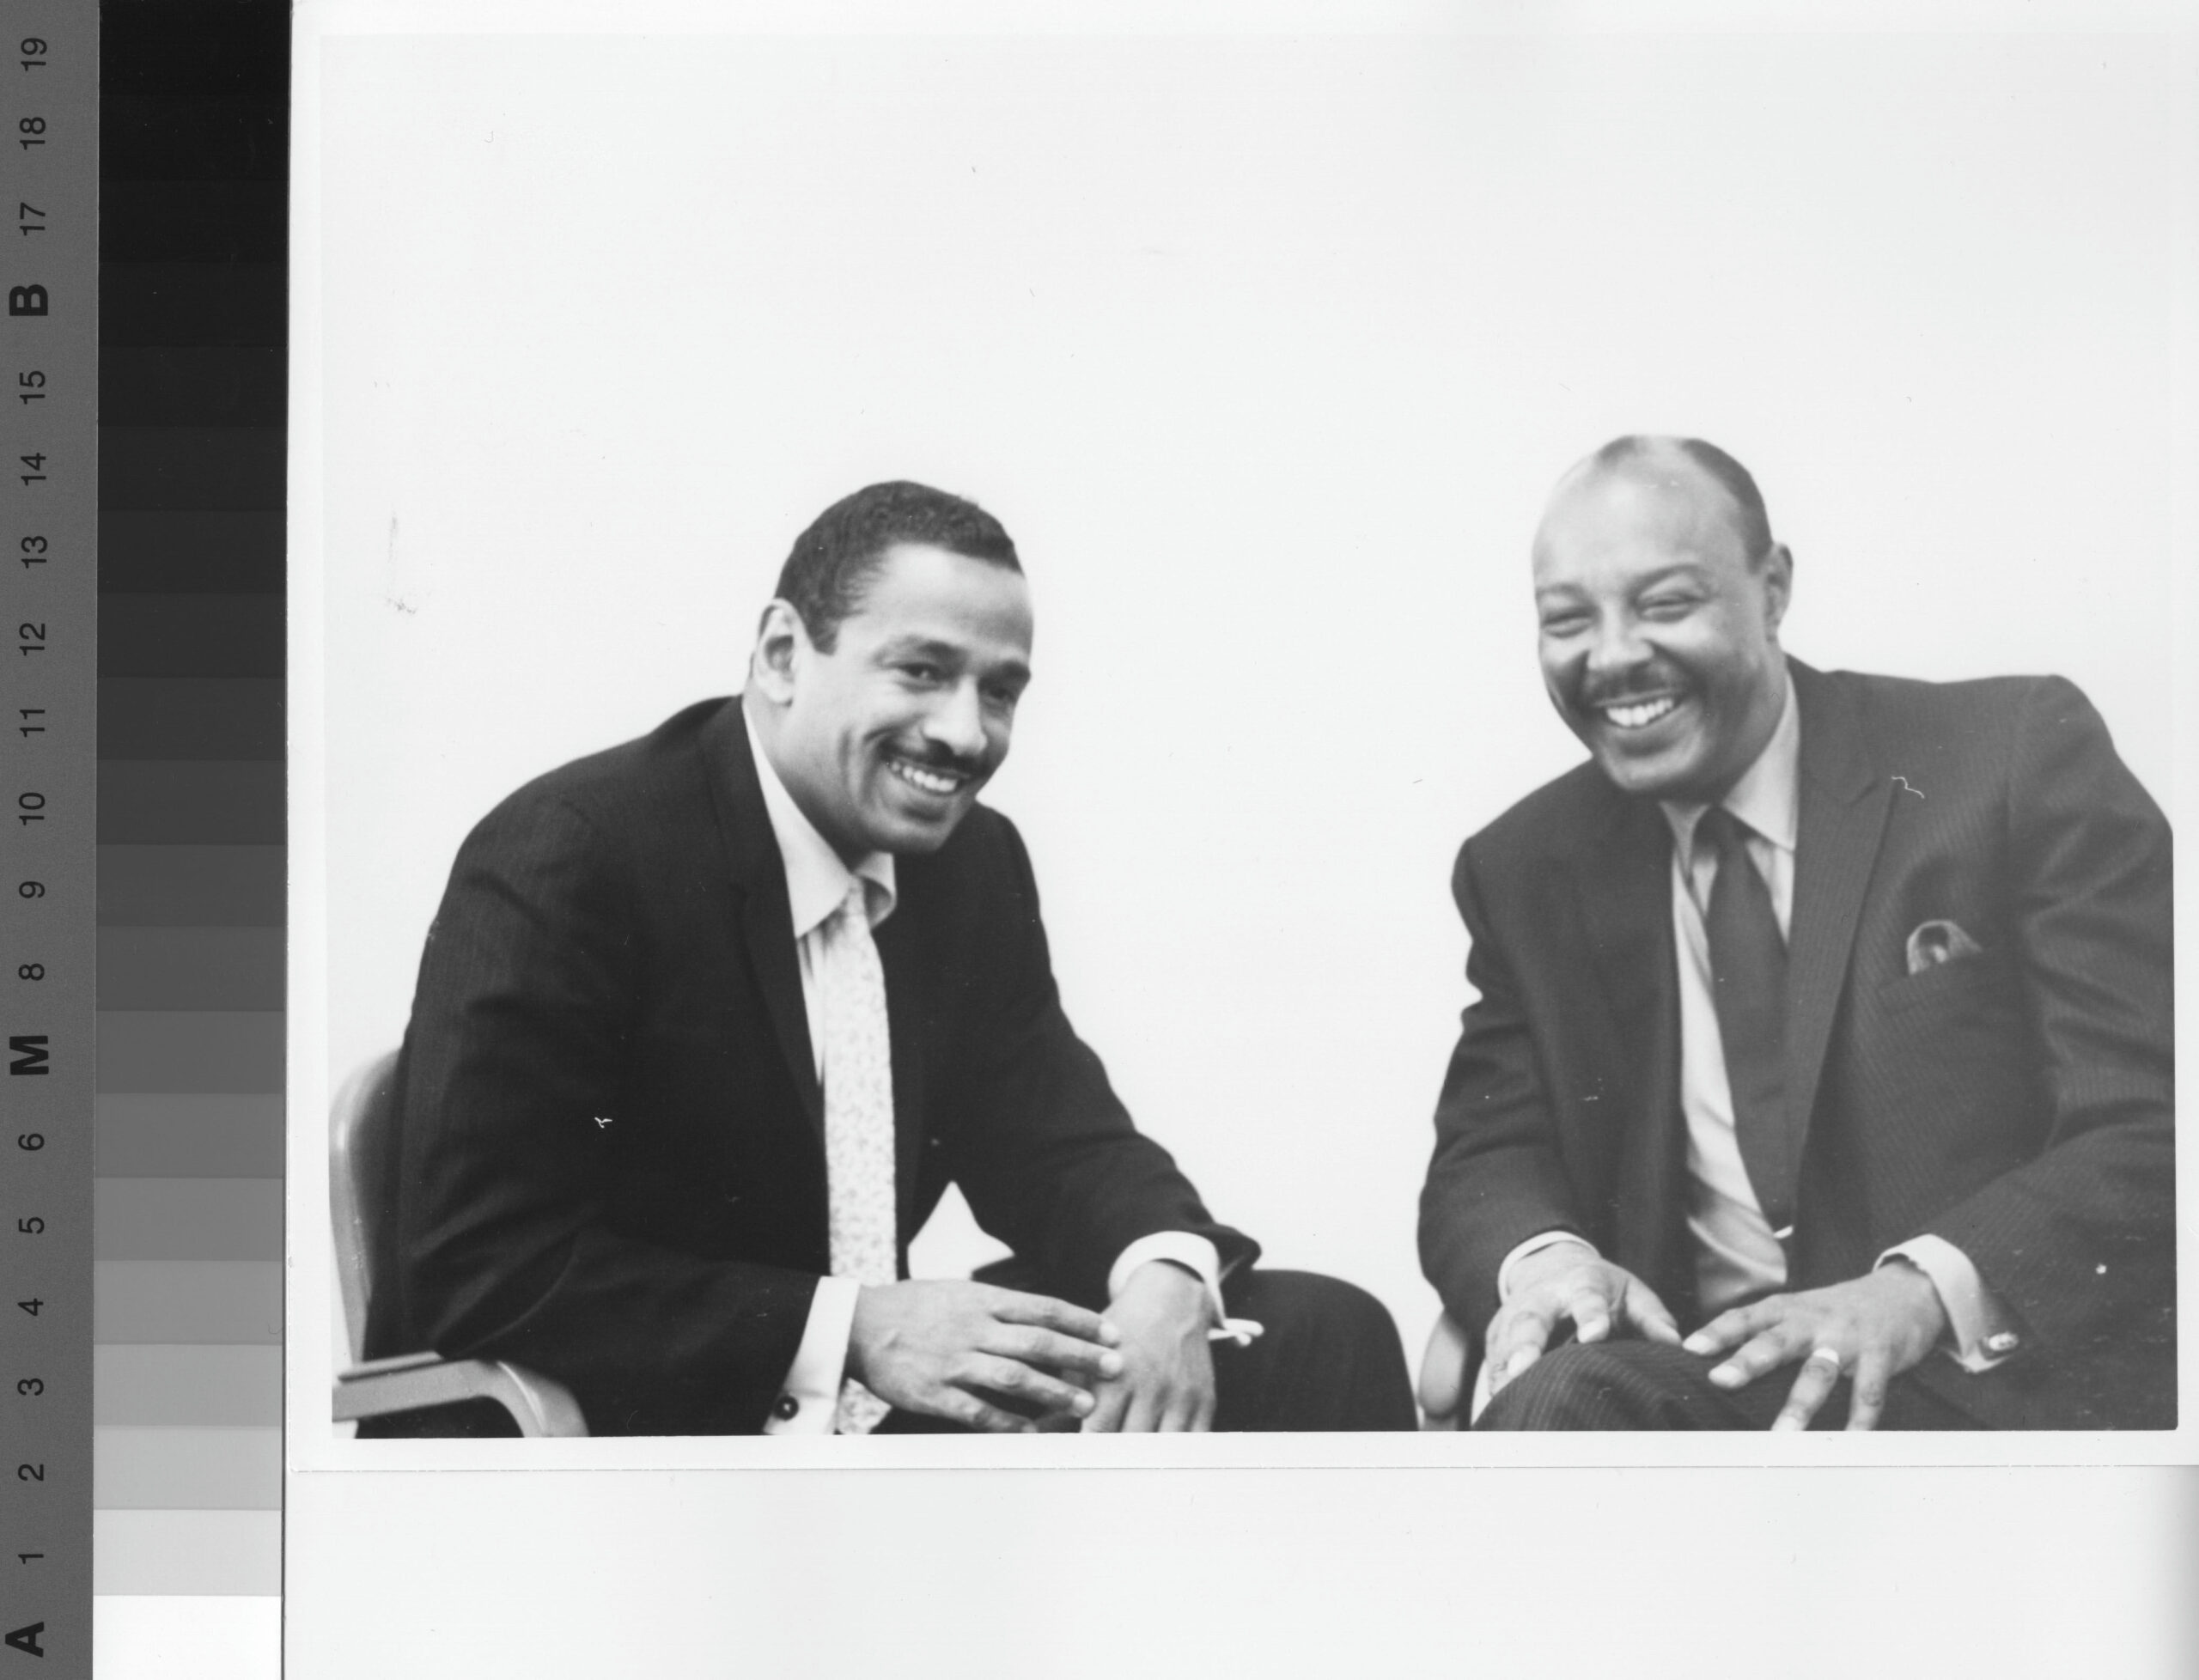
[1696,806,1791,1228]
[818,877,897,1434]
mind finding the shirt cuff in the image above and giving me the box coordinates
[1877,1235,2023,1373]
[1496,1230,1599,1303]
[1110,1232,1225,1328]
[762,1275,862,1436]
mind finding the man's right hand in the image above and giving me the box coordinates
[848,1280,1125,1433]
[1483,1245,1681,1400]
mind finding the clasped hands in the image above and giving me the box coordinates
[1485,1245,1948,1430]
[849,1260,1217,1433]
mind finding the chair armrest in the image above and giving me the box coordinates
[341,1350,448,1378]
[1417,1312,1472,1431]
[334,1355,590,1436]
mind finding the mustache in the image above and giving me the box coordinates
[885,740,990,781]
[1572,662,1689,712]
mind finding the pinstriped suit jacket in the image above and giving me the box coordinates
[1418,660,2174,1428]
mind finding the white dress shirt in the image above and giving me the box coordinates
[1492,667,2017,1400]
[742,711,1221,1434]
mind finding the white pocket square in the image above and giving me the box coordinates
[1905,918,1983,975]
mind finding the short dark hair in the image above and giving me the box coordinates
[775,481,1022,649]
[1588,435,1774,565]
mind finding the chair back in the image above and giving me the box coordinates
[329,1049,405,1367]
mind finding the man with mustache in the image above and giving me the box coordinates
[1418,436,2172,1430]
[374,480,1414,1434]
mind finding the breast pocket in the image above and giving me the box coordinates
[1877,952,2000,1019]
[1865,953,2046,1160]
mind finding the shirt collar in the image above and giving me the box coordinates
[742,703,896,940]
[1660,664,1800,855]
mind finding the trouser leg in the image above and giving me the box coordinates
[1474,1337,1977,1431]
[1210,1269,1417,1432]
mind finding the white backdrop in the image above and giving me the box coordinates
[286,5,2199,1674]
[296,15,2187,1397]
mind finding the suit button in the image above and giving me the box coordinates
[1985,1331,2020,1355]
[772,1393,800,1421]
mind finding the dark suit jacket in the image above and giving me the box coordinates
[370,697,1255,1434]
[1418,660,2174,1428]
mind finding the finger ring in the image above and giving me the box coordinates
[1805,1346,1844,1373]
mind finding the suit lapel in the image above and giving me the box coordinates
[699,699,824,1135]
[1777,661,1891,1233]
[1570,783,1693,1308]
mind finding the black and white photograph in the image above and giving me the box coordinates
[283,0,2196,1670]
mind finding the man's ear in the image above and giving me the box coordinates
[749,600,807,705]
[1760,543,1794,636]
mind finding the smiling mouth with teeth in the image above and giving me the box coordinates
[1599,694,1681,730]
[887,757,970,796]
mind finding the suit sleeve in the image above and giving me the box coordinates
[940,818,1258,1309]
[1918,678,2175,1368]
[1418,841,1592,1349]
[393,791,819,1434]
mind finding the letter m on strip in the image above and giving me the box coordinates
[8,1035,49,1074]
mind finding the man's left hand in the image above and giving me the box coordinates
[1083,1261,1217,1433]
[1681,1263,1949,1431]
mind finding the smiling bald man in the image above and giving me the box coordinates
[1417,436,2174,1431]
